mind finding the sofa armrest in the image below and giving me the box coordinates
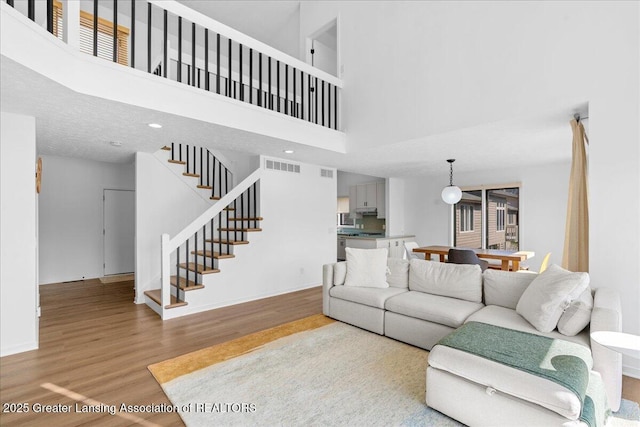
[590,288,622,411]
[322,263,335,316]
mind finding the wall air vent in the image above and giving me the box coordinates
[320,169,334,178]
[265,159,300,174]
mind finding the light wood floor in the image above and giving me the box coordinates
[0,279,638,427]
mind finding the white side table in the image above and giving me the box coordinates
[591,331,640,359]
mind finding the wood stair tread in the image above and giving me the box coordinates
[218,227,262,232]
[168,159,186,165]
[210,196,221,200]
[206,239,250,245]
[198,185,213,190]
[191,250,235,259]
[179,262,220,274]
[161,146,171,151]
[183,172,200,178]
[144,290,188,309]
[170,275,205,291]
[228,217,263,221]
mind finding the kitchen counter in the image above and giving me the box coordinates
[345,234,415,240]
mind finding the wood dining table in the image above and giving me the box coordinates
[413,245,535,271]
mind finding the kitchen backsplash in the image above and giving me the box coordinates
[341,216,385,232]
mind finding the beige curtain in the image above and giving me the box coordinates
[562,119,589,272]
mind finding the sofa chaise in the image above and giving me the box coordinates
[322,250,622,426]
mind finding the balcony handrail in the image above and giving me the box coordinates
[147,0,342,89]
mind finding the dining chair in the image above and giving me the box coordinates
[447,248,489,272]
[404,241,420,260]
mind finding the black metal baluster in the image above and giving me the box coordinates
[176,245,180,300]
[206,151,210,187]
[184,238,189,302]
[171,142,175,160]
[7,0,14,7]
[194,232,198,287]
[211,156,216,199]
[239,44,243,101]
[177,17,182,83]
[186,144,189,173]
[240,191,244,241]
[328,83,332,128]
[216,34,221,94]
[204,29,209,91]
[253,182,257,229]
[47,0,54,34]
[315,77,319,124]
[199,147,203,185]
[276,60,280,112]
[268,58,272,109]
[93,0,98,56]
[228,39,232,97]
[301,70,304,120]
[147,3,151,73]
[202,225,206,271]
[258,53,263,107]
[113,0,118,63]
[234,198,238,243]
[285,64,289,115]
[225,169,230,254]
[249,49,253,104]
[192,22,196,87]
[292,67,297,117]
[322,80,325,127]
[308,74,312,121]
[334,84,338,130]
[218,213,222,259]
[209,218,215,270]
[161,9,167,77]
[192,145,196,175]
[218,158,222,198]
[27,0,34,20]
[179,143,182,162]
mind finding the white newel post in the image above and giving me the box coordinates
[63,0,80,50]
[161,233,171,318]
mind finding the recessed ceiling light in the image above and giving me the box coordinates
[110,141,122,147]
[283,149,294,154]
[148,123,162,129]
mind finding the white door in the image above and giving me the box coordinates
[103,189,135,276]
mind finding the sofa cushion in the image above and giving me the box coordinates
[466,305,590,348]
[557,288,594,336]
[483,269,537,309]
[428,339,592,421]
[516,264,590,333]
[387,258,409,289]
[385,291,484,328]
[409,259,482,303]
[329,285,406,309]
[333,261,347,285]
[344,247,389,288]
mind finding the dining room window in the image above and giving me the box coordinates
[454,186,520,250]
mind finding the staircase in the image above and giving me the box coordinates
[144,144,263,318]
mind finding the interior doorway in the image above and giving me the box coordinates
[103,189,135,276]
[306,18,338,77]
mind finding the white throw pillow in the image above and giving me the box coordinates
[344,248,390,288]
[557,288,594,336]
[483,269,538,310]
[516,264,590,333]
[409,259,483,303]
[386,258,410,289]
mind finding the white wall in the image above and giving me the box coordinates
[386,177,406,237]
[135,152,213,303]
[0,112,38,356]
[160,155,336,319]
[38,155,134,284]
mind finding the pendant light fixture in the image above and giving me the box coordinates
[441,159,462,204]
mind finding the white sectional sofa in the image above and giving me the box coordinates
[322,254,622,426]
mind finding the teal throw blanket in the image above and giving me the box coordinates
[436,321,609,427]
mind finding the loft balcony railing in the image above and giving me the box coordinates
[4,0,342,130]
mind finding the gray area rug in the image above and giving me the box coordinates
[157,321,640,426]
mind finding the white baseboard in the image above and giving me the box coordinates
[623,364,640,379]
[1,341,38,357]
